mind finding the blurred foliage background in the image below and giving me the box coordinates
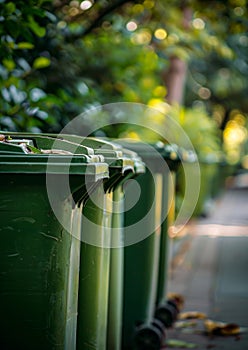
[1,0,248,167]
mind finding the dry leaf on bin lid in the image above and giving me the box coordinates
[41,149,73,155]
[204,319,241,336]
[179,311,207,320]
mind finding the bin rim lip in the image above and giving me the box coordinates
[0,153,102,162]
[0,155,109,176]
[0,165,109,177]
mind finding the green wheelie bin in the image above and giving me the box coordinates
[0,133,109,350]
[117,140,181,350]
[154,145,191,329]
[76,139,135,350]
[104,143,145,350]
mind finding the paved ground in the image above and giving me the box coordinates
[164,175,248,349]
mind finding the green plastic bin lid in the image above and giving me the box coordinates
[76,137,136,174]
[44,133,136,175]
[81,137,145,175]
[0,135,109,179]
[43,134,121,152]
[118,139,198,164]
[117,139,178,160]
[17,133,136,173]
[116,139,186,173]
[0,132,95,156]
[71,136,121,151]
[83,137,146,177]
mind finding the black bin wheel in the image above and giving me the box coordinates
[155,302,178,328]
[133,322,165,350]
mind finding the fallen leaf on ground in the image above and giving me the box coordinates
[167,293,185,311]
[204,319,241,336]
[179,311,207,320]
[166,339,197,348]
[175,320,197,329]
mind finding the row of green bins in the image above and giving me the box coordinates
[0,131,183,350]
[0,133,109,350]
[0,132,145,350]
[59,135,181,349]
[117,140,181,350]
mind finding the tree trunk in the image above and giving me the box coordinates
[163,56,188,105]
[163,6,192,105]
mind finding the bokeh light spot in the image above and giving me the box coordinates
[154,28,167,40]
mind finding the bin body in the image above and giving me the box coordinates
[74,138,136,350]
[156,168,176,306]
[76,185,111,350]
[122,169,161,347]
[0,173,73,349]
[107,186,124,349]
[107,159,144,350]
[0,135,108,350]
[120,143,164,349]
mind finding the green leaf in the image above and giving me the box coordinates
[27,145,42,154]
[29,7,46,18]
[5,2,16,14]
[5,20,20,38]
[33,57,51,69]
[17,42,34,50]
[28,16,46,37]
[3,59,15,71]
